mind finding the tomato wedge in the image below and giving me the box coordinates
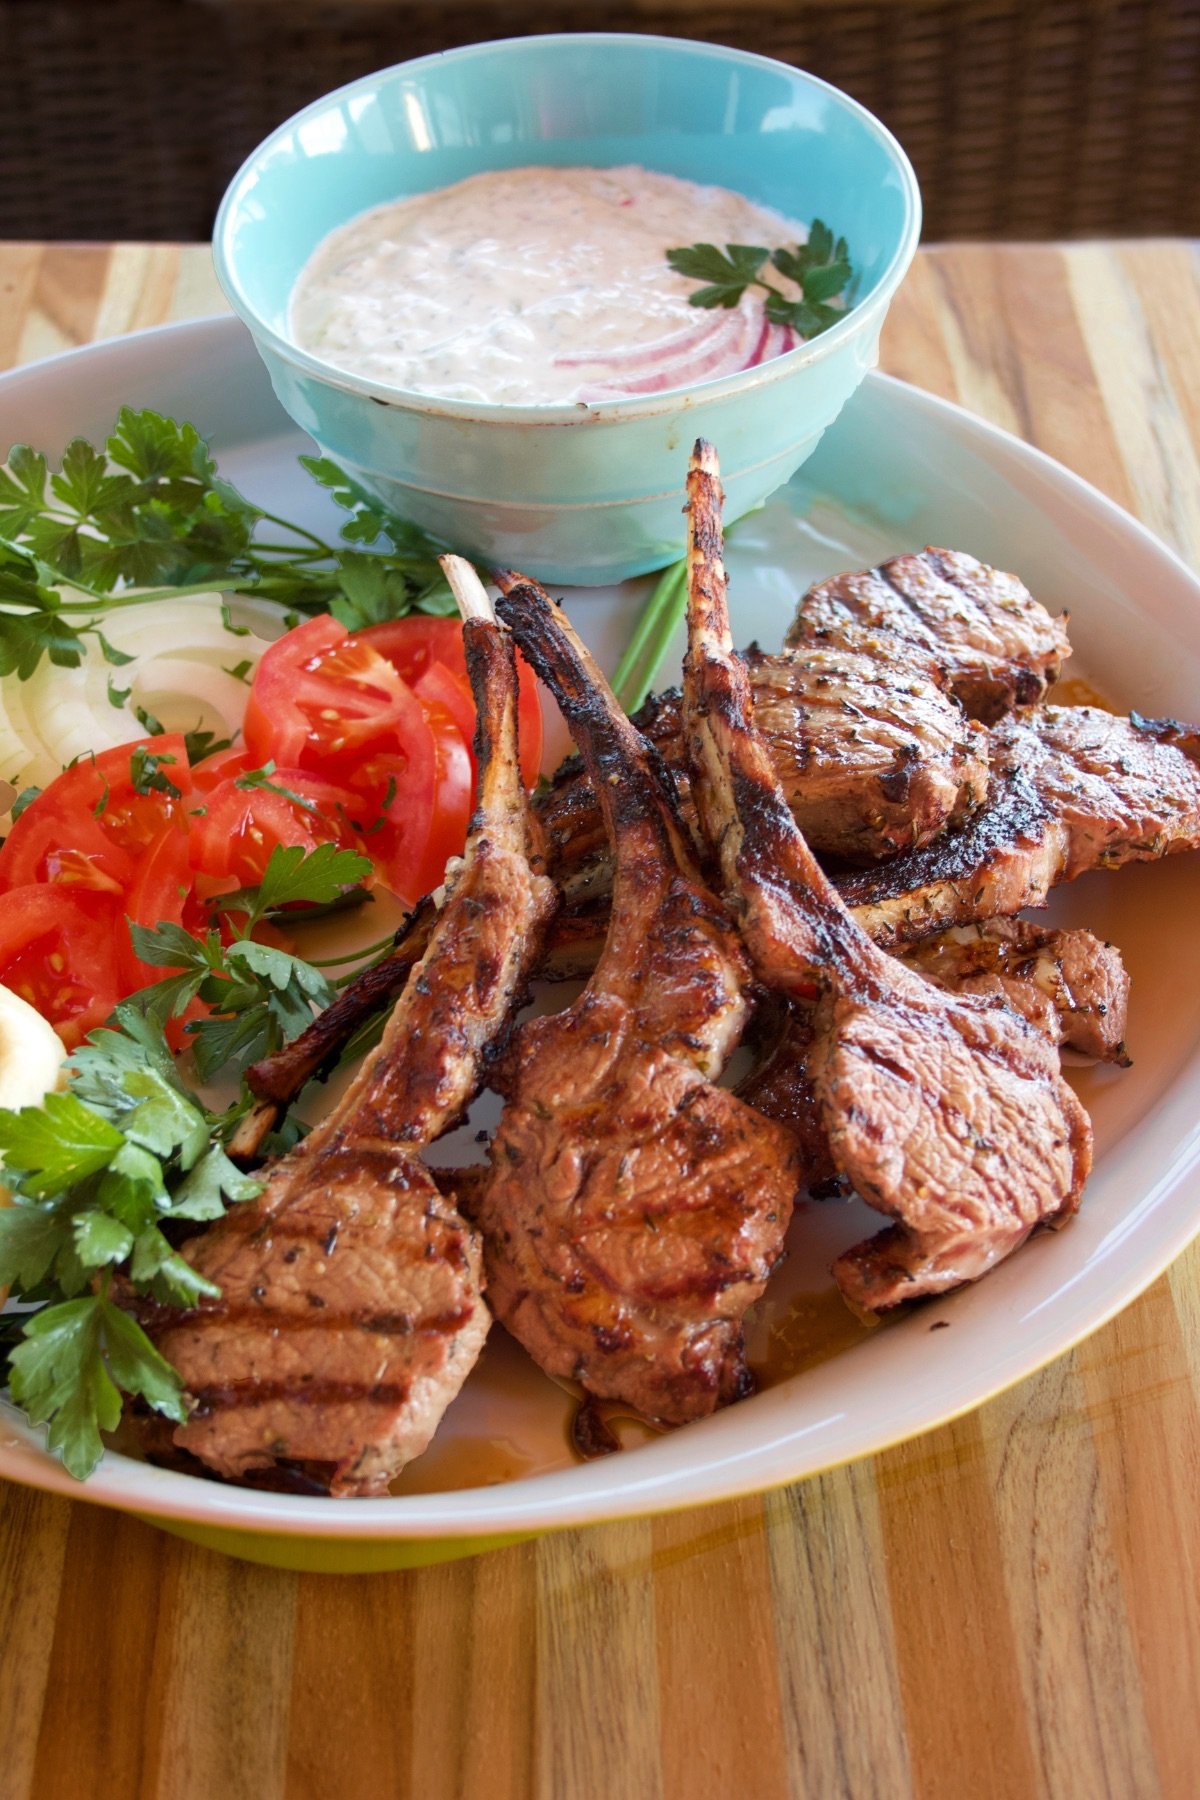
[188,766,362,889]
[242,615,424,776]
[0,734,193,901]
[363,700,473,903]
[118,823,208,993]
[0,886,122,1049]
[359,617,544,786]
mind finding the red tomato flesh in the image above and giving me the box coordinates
[0,885,123,1049]
[0,734,192,900]
[359,617,544,787]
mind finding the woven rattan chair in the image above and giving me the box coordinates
[2,0,1198,240]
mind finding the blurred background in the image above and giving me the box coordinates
[2,0,1198,242]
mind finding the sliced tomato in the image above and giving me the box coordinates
[341,722,441,907]
[413,661,477,761]
[118,824,207,992]
[0,734,193,901]
[242,614,422,776]
[359,617,544,786]
[190,747,258,793]
[188,767,361,888]
[0,885,122,1049]
[408,701,473,899]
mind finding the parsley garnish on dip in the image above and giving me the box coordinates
[290,166,854,406]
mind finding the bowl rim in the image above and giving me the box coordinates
[212,31,922,425]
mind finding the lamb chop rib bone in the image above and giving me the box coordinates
[684,440,1093,1312]
[476,571,800,1424]
[144,558,558,1494]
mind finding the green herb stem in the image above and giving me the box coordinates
[612,561,688,713]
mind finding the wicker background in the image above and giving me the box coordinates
[1,0,1199,242]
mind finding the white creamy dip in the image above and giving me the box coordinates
[290,165,812,406]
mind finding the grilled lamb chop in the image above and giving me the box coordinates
[899,919,1131,1063]
[543,634,987,889]
[744,917,1128,1193]
[239,690,1183,1151]
[684,441,1092,1312]
[838,704,1200,947]
[475,571,801,1423]
[787,547,1071,722]
[238,623,987,1154]
[141,560,557,1494]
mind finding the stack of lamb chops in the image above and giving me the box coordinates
[135,449,1200,1492]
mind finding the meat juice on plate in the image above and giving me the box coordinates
[290,165,816,404]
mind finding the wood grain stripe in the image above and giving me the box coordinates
[535,1521,661,1800]
[984,1353,1159,1799]
[1076,1277,1200,1800]
[30,1510,173,1798]
[877,1412,1041,1800]
[651,1497,789,1799]
[15,244,112,368]
[0,244,43,373]
[764,1463,911,1800]
[1067,244,1200,563]
[287,1570,413,1798]
[142,1540,297,1800]
[0,1483,71,1800]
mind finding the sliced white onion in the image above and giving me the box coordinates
[0,592,291,825]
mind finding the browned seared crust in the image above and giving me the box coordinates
[837,705,1200,946]
[685,440,1092,1314]
[478,571,800,1423]
[899,919,1131,1063]
[787,547,1071,722]
[142,596,558,1494]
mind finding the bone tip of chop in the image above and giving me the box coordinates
[439,552,496,624]
[690,437,721,478]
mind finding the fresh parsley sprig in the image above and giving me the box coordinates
[0,841,388,1479]
[130,842,374,1082]
[666,219,857,340]
[0,1005,261,1478]
[0,409,457,682]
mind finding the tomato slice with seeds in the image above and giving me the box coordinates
[118,823,208,992]
[370,700,473,903]
[413,661,478,763]
[0,885,122,1049]
[188,768,362,889]
[0,734,192,900]
[242,615,422,776]
[359,617,544,787]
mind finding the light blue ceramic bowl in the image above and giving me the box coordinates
[214,34,921,585]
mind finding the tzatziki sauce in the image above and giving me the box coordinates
[289,165,814,406]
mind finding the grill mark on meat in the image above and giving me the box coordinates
[129,575,557,1495]
[477,571,800,1424]
[685,441,1092,1314]
[787,547,1070,723]
[837,706,1200,946]
[234,616,993,1155]
[188,1379,413,1416]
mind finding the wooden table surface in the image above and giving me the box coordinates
[2,239,1200,1800]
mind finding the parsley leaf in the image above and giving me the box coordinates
[0,1092,124,1196]
[1,413,455,679]
[666,220,857,340]
[128,745,182,799]
[665,242,770,308]
[0,1000,270,1479]
[9,783,41,821]
[252,842,373,919]
[8,1296,187,1481]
